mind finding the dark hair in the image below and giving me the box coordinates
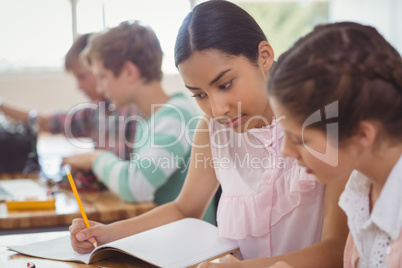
[64,33,92,71]
[84,21,163,82]
[268,22,402,142]
[174,0,267,67]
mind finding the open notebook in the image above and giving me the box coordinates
[0,179,48,201]
[9,218,239,268]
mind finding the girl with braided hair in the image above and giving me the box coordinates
[268,22,402,267]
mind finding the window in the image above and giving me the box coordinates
[76,0,191,74]
[1,0,399,73]
[0,0,72,72]
[0,0,191,74]
[236,1,328,59]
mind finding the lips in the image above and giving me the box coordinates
[221,115,243,127]
[297,163,314,175]
[305,168,313,174]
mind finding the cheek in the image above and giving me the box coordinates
[196,99,212,116]
[242,86,268,112]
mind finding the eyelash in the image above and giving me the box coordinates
[191,80,232,99]
[286,134,304,145]
[191,93,207,99]
[219,80,232,90]
[292,140,304,146]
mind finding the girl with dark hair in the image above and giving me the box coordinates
[268,21,402,267]
[69,1,348,266]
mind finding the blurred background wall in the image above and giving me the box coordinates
[0,0,400,113]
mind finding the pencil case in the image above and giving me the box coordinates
[6,196,56,210]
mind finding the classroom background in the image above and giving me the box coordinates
[0,0,401,114]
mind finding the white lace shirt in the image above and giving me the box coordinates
[339,154,402,267]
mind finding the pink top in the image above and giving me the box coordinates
[209,119,325,260]
[340,154,402,267]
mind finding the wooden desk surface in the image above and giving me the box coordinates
[0,187,156,230]
[0,135,156,231]
[0,231,155,267]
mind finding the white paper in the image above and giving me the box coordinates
[9,218,239,268]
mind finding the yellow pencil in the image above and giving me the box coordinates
[64,166,98,248]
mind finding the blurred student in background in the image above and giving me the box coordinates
[0,33,140,160]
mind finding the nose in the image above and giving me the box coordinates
[209,92,230,118]
[96,84,103,94]
[281,134,300,159]
[96,82,106,95]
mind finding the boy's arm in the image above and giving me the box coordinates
[91,106,194,203]
[0,100,51,130]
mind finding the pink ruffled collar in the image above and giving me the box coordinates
[247,119,284,149]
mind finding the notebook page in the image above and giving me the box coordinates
[8,235,92,264]
[100,218,238,268]
[0,179,47,200]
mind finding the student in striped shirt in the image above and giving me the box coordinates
[62,21,216,224]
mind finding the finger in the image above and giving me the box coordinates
[219,254,239,263]
[268,261,293,268]
[70,230,95,253]
[69,218,86,235]
[75,225,100,243]
[70,238,95,254]
[197,262,211,268]
[61,157,70,166]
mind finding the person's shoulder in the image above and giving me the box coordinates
[168,92,190,104]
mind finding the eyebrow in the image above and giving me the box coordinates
[184,69,232,91]
[209,69,231,86]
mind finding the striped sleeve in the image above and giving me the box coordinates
[92,93,197,203]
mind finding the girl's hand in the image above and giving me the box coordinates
[268,261,294,268]
[62,151,104,171]
[69,218,111,253]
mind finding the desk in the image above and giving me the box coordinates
[0,188,156,231]
[0,134,157,233]
[0,231,155,267]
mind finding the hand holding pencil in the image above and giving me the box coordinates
[65,166,98,248]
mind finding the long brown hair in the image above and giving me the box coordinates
[268,22,402,142]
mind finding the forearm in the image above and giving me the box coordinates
[238,238,344,268]
[0,101,31,122]
[0,101,49,130]
[107,201,187,241]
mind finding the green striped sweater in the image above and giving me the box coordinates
[92,93,216,224]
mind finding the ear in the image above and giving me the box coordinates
[353,120,379,148]
[121,60,141,81]
[258,41,275,74]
